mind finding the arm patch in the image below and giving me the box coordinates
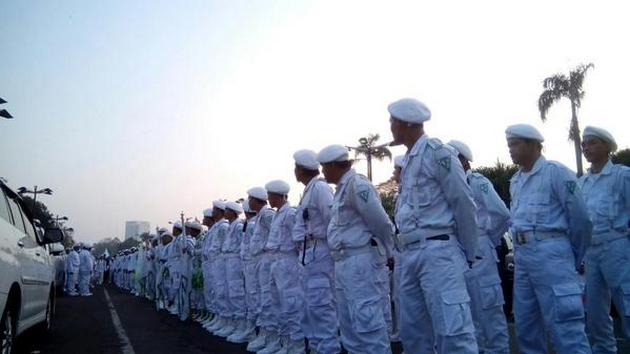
[565,181,576,195]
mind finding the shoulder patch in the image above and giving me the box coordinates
[357,189,370,203]
[438,156,451,172]
[480,183,489,194]
[565,181,577,195]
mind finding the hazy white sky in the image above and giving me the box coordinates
[1,0,628,243]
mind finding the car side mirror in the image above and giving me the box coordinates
[43,228,65,244]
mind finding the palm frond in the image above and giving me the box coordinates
[569,63,594,108]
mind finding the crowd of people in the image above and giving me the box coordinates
[104,97,628,354]
[63,242,108,296]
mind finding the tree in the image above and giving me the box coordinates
[474,161,520,207]
[350,133,392,181]
[538,63,594,176]
[21,195,54,227]
[612,148,630,167]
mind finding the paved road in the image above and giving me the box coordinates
[13,284,629,353]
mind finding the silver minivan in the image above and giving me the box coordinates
[0,181,63,353]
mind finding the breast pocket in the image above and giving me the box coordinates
[527,192,550,224]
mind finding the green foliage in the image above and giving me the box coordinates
[21,196,54,227]
[355,134,393,161]
[473,161,519,207]
[379,192,396,219]
[612,148,630,167]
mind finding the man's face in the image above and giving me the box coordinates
[294,164,302,182]
[321,163,335,183]
[202,216,213,227]
[225,209,237,221]
[389,116,405,144]
[267,193,285,209]
[582,136,609,163]
[507,138,528,165]
[212,208,224,220]
[173,227,182,237]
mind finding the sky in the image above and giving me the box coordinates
[1,0,628,243]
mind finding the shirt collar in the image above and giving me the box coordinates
[338,169,356,188]
[587,159,613,176]
[408,134,429,157]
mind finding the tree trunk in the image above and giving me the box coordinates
[570,101,584,177]
[367,153,372,181]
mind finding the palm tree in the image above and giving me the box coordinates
[538,63,594,176]
[348,133,392,181]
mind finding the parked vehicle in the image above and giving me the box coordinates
[0,180,64,353]
[48,243,67,296]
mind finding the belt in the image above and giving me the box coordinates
[591,230,628,246]
[514,230,565,245]
[330,245,372,262]
[399,228,454,246]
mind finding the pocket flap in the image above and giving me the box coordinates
[442,289,470,305]
[307,277,331,290]
[552,283,582,297]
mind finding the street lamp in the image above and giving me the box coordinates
[0,97,13,119]
[17,185,53,203]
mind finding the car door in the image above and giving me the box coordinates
[0,188,18,300]
[5,195,43,321]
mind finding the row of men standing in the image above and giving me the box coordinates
[113,97,629,354]
[64,243,95,296]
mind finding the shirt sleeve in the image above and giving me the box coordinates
[477,175,511,247]
[551,164,593,267]
[351,176,395,258]
[434,147,479,263]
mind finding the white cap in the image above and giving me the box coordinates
[225,201,244,214]
[505,124,544,142]
[212,200,227,210]
[172,221,183,230]
[317,144,349,164]
[157,227,168,234]
[161,231,173,238]
[583,126,617,152]
[247,187,268,201]
[394,155,405,168]
[388,98,431,124]
[447,140,474,162]
[203,208,213,217]
[265,180,290,195]
[185,220,203,231]
[293,149,320,170]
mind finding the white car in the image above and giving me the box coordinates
[0,181,64,353]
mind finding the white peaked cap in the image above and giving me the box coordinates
[317,144,349,163]
[172,221,183,230]
[293,149,320,170]
[388,98,431,124]
[247,187,268,201]
[505,124,544,142]
[447,140,474,162]
[583,126,617,152]
[265,180,290,195]
[212,200,227,210]
[203,208,213,217]
[226,201,244,214]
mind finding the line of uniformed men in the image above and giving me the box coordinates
[111,97,629,354]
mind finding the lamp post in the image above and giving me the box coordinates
[53,215,68,226]
[17,185,53,204]
[0,97,13,119]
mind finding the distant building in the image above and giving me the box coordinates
[125,221,150,240]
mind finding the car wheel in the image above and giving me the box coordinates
[0,306,15,354]
[38,295,54,334]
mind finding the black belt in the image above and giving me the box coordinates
[427,234,449,241]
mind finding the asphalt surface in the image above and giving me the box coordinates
[13,284,630,354]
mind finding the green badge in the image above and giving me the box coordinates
[357,189,370,203]
[565,181,576,195]
[480,183,489,194]
[438,157,451,172]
